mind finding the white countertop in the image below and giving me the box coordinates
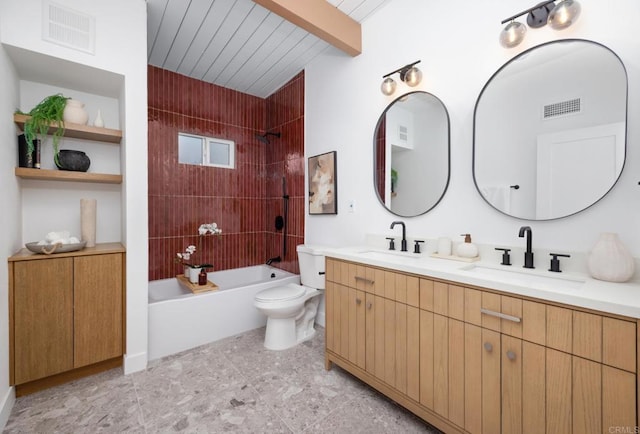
[321,245,640,319]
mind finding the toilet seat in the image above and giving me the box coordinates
[255,284,305,303]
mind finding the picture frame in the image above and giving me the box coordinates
[308,151,337,215]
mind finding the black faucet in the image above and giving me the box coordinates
[266,256,281,265]
[390,221,407,252]
[518,226,534,269]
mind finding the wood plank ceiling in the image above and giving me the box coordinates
[147,0,391,98]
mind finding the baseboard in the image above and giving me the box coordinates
[316,310,326,328]
[124,351,147,374]
[0,386,16,430]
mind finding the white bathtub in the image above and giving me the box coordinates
[148,265,300,360]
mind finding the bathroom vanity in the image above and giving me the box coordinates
[7,243,125,396]
[324,249,638,434]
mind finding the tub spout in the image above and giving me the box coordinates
[266,256,281,265]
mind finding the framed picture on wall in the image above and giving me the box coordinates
[308,151,337,215]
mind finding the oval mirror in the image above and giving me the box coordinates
[473,39,627,220]
[374,91,451,217]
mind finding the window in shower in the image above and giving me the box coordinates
[178,132,235,169]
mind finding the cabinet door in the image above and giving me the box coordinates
[348,288,366,368]
[13,258,73,384]
[74,254,123,367]
[326,281,336,352]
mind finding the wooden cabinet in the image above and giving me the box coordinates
[9,243,125,395]
[325,257,639,434]
[325,258,420,402]
[463,287,637,434]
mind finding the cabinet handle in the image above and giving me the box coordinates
[367,302,373,310]
[483,342,493,352]
[480,308,521,323]
[506,350,517,361]
[355,298,362,305]
[354,276,375,285]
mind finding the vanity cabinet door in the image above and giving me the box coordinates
[347,287,366,369]
[13,258,74,384]
[74,253,123,368]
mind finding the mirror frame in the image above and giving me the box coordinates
[472,39,628,221]
[373,90,451,217]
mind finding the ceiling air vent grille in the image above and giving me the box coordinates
[543,98,581,119]
[43,1,95,54]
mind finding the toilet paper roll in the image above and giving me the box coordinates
[81,199,97,247]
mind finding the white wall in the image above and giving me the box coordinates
[305,0,640,259]
[0,0,148,384]
[0,26,20,429]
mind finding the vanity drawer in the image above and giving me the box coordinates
[326,259,419,306]
[464,287,637,372]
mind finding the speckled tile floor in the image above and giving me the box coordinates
[3,327,440,433]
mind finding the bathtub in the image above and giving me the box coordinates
[148,265,300,360]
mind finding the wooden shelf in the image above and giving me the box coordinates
[15,167,122,184]
[14,113,122,144]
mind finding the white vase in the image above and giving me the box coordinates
[184,265,190,277]
[63,99,89,125]
[93,109,104,128]
[188,267,202,284]
[587,233,635,282]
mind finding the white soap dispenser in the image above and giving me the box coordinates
[456,233,479,258]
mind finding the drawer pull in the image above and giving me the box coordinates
[480,308,521,323]
[483,342,493,352]
[354,276,375,285]
[355,298,362,305]
[506,350,517,361]
[367,302,373,310]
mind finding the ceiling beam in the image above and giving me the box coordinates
[253,0,362,57]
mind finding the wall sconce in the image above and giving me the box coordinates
[499,0,581,48]
[380,60,422,96]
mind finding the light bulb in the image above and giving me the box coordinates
[499,21,526,48]
[548,0,581,30]
[403,66,422,87]
[381,77,396,95]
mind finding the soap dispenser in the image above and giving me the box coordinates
[456,234,479,258]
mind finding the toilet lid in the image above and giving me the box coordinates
[255,284,305,302]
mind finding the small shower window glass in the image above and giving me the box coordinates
[178,133,235,169]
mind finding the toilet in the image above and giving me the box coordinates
[254,245,324,350]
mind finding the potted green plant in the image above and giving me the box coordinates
[16,94,69,166]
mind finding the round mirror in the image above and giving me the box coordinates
[473,39,627,220]
[374,91,450,217]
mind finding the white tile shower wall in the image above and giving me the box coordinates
[305,0,640,258]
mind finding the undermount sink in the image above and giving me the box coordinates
[460,264,585,290]
[356,250,423,261]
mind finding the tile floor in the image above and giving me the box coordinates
[4,327,440,433]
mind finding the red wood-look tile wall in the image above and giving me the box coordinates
[148,66,304,280]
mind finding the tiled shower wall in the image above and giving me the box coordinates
[264,72,305,274]
[148,66,304,280]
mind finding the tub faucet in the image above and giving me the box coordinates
[518,226,534,269]
[390,221,407,252]
[266,256,281,265]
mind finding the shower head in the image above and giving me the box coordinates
[255,131,281,144]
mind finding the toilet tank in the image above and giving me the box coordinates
[296,244,325,289]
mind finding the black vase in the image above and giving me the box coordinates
[56,150,91,172]
[17,134,41,168]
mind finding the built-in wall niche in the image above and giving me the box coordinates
[7,45,126,246]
